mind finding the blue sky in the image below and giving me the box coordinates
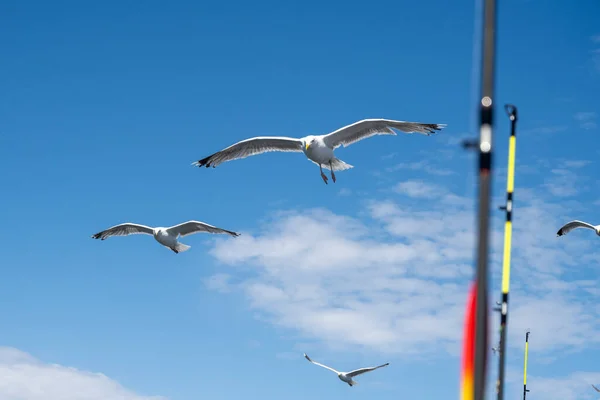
[1,0,600,399]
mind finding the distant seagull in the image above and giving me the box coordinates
[193,119,446,184]
[492,343,501,355]
[303,353,389,387]
[556,220,600,237]
[91,220,240,253]
[592,384,600,392]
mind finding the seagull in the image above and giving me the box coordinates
[556,220,600,237]
[303,353,389,387]
[492,342,501,355]
[91,220,240,253]
[193,118,446,184]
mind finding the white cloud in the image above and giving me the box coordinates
[208,204,473,357]
[0,347,166,400]
[206,156,600,400]
[207,164,600,361]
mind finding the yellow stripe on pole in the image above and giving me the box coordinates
[507,135,516,192]
[523,341,529,385]
[501,221,512,293]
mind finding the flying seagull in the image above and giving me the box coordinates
[193,118,446,184]
[592,384,600,392]
[91,220,240,253]
[556,220,600,237]
[303,353,389,387]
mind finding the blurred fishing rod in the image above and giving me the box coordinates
[523,330,531,400]
[494,104,518,400]
[460,0,497,396]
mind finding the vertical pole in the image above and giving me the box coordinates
[461,0,498,398]
[523,330,530,400]
[473,0,497,397]
[496,105,518,400]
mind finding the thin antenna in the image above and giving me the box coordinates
[495,104,518,400]
[523,330,531,400]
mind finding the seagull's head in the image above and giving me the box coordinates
[304,136,317,151]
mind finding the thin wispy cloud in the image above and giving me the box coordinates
[562,159,591,168]
[591,49,600,72]
[574,112,597,130]
[380,152,398,160]
[337,188,352,197]
[386,160,454,176]
[588,34,600,73]
[542,159,592,197]
[393,179,447,198]
[520,125,568,135]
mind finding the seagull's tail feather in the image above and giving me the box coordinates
[174,242,191,253]
[324,158,354,171]
[349,381,359,387]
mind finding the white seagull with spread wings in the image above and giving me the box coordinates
[91,220,240,253]
[303,353,389,387]
[193,118,446,184]
[556,220,600,237]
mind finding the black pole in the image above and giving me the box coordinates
[496,104,518,400]
[473,0,497,397]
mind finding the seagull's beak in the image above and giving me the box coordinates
[305,142,310,150]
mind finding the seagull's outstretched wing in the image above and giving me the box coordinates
[91,223,154,240]
[193,137,304,168]
[556,220,598,236]
[303,353,340,374]
[322,119,446,149]
[592,384,600,392]
[166,220,240,238]
[346,362,389,378]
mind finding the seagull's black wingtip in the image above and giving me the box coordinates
[424,123,446,135]
[556,229,564,236]
[193,155,216,168]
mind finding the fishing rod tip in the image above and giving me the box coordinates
[504,104,518,120]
